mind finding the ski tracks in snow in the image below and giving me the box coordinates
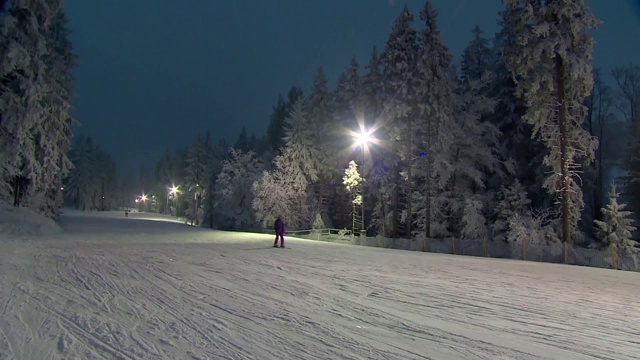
[0,218,639,359]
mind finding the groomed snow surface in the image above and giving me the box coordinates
[0,208,639,360]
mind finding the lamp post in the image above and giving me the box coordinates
[167,185,179,215]
[138,193,148,212]
[354,129,372,237]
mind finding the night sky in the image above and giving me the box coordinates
[63,0,640,177]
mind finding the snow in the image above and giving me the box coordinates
[0,205,63,236]
[1,210,639,359]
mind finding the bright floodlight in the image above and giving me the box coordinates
[140,194,148,202]
[169,185,179,195]
[355,130,372,146]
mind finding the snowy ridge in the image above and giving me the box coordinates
[0,211,639,359]
[0,205,62,237]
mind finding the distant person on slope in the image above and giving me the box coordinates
[273,217,285,248]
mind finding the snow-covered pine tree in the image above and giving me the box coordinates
[582,69,616,232]
[342,160,363,234]
[412,1,458,239]
[202,137,227,228]
[492,180,531,242]
[307,66,337,227]
[461,195,489,243]
[362,46,384,130]
[501,0,600,247]
[594,183,637,251]
[493,13,547,209]
[380,4,418,238]
[252,147,310,230]
[334,56,362,132]
[612,65,640,213]
[283,98,319,183]
[92,151,116,211]
[265,95,288,154]
[155,148,177,214]
[234,126,249,152]
[460,25,494,84]
[445,76,501,236]
[64,136,94,210]
[26,10,76,217]
[264,86,303,156]
[0,0,69,213]
[213,148,262,230]
[184,133,211,225]
[64,136,116,211]
[362,46,391,235]
[332,56,363,228]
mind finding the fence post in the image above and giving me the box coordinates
[611,245,618,270]
[422,238,429,252]
[452,238,456,254]
[484,237,489,257]
[521,238,526,261]
[564,242,569,264]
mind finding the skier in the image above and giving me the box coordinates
[273,216,285,248]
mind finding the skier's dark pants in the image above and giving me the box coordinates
[274,231,284,246]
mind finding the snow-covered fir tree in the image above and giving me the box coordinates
[283,98,319,183]
[501,0,600,245]
[252,147,311,230]
[379,4,418,238]
[612,65,640,213]
[0,0,76,217]
[183,133,211,225]
[492,180,532,242]
[64,136,116,211]
[342,160,363,233]
[445,76,501,237]
[594,183,637,251]
[506,208,558,248]
[234,126,249,152]
[265,86,304,155]
[334,56,362,131]
[30,10,77,216]
[461,195,489,242]
[362,46,390,235]
[213,149,262,230]
[582,69,616,231]
[362,46,385,129]
[412,1,459,238]
[460,25,493,84]
[307,66,337,227]
[493,12,547,210]
[331,56,363,227]
[202,138,227,228]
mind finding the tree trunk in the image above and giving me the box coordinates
[596,88,605,218]
[406,119,413,238]
[392,164,399,239]
[425,114,433,240]
[555,54,570,252]
[13,176,20,206]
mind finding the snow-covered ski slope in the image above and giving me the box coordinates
[0,209,638,360]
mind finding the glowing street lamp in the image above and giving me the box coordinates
[355,130,373,148]
[167,185,180,215]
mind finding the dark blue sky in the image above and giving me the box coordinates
[63,0,640,177]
